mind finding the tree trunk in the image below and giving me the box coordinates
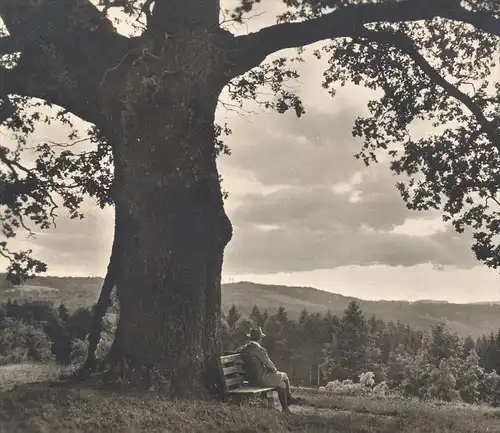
[100,53,232,394]
[82,208,120,374]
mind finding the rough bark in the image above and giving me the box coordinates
[105,96,232,394]
[95,8,233,393]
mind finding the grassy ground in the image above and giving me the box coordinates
[1,365,500,433]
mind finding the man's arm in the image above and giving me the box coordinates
[257,346,278,373]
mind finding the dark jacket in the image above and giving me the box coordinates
[236,340,278,384]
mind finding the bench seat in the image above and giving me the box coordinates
[218,353,278,405]
[225,386,276,395]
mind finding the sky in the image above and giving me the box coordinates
[1,1,500,303]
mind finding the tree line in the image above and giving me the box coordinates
[4,297,500,405]
[221,301,500,405]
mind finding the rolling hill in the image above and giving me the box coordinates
[1,275,499,338]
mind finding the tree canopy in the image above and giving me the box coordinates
[0,0,499,283]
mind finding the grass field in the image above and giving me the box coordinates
[1,364,499,433]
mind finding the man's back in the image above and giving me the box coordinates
[237,340,276,384]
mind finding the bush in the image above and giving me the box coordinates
[0,319,54,365]
[323,372,388,397]
[480,370,500,406]
[359,371,375,388]
[426,360,460,402]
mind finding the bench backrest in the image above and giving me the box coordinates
[219,353,247,392]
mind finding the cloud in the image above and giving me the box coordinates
[218,106,477,275]
[1,200,114,277]
[221,104,368,188]
[224,220,476,274]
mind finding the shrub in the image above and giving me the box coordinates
[480,370,500,406]
[359,371,375,388]
[323,372,388,397]
[426,360,460,402]
[0,319,54,365]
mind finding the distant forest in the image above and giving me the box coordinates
[3,297,500,405]
[2,276,500,338]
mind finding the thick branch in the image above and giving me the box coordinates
[232,1,439,70]
[357,28,500,150]
[447,6,500,38]
[0,0,133,127]
[232,0,499,73]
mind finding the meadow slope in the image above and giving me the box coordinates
[1,364,499,433]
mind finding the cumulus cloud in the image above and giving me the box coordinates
[222,106,367,188]
[224,220,476,274]
[219,106,477,275]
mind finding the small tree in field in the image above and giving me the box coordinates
[1,0,500,394]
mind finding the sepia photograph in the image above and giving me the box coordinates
[1,0,500,431]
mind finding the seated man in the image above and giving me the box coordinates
[236,326,300,413]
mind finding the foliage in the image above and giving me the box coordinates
[480,370,500,407]
[226,304,241,328]
[0,318,53,364]
[322,375,389,397]
[0,299,94,364]
[7,297,500,407]
[426,359,460,402]
[457,349,484,404]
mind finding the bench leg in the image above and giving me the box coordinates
[264,390,275,408]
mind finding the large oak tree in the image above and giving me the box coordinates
[1,0,500,395]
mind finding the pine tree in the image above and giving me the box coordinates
[463,335,475,359]
[321,301,369,381]
[424,323,462,367]
[262,310,269,325]
[276,306,289,329]
[231,317,254,349]
[57,303,70,324]
[226,304,241,328]
[298,309,309,325]
[249,305,264,327]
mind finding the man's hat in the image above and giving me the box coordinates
[247,326,266,339]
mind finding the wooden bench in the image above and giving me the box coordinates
[218,353,277,407]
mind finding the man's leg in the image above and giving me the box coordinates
[280,372,302,405]
[276,378,291,414]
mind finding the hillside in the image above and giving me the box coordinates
[1,275,499,337]
[3,364,500,433]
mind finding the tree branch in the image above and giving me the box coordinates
[356,27,500,150]
[232,0,499,74]
[231,1,438,71]
[446,6,500,38]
